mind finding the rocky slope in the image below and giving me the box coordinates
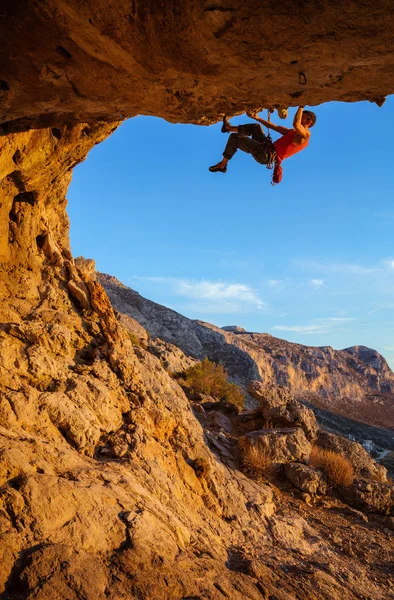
[0,261,393,599]
[99,273,394,429]
[2,4,394,598]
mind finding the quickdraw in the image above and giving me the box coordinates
[264,109,281,185]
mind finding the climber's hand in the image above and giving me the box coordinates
[246,111,259,120]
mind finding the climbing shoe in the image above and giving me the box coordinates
[209,163,227,173]
[221,115,230,133]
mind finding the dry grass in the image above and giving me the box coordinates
[178,358,245,410]
[310,446,354,488]
[241,443,274,479]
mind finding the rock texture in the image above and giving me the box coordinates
[285,463,327,496]
[0,254,392,598]
[247,381,319,440]
[239,427,311,467]
[100,274,394,428]
[2,4,394,598]
[2,1,394,130]
[1,262,392,599]
[345,479,394,515]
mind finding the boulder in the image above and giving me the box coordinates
[75,257,97,281]
[205,411,234,434]
[284,404,319,441]
[344,479,394,515]
[246,382,319,441]
[285,463,327,495]
[239,427,311,467]
[247,382,289,410]
[317,432,388,482]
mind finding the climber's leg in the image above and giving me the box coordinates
[238,123,267,142]
[223,133,259,159]
[209,134,259,172]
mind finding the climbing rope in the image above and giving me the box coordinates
[265,109,282,186]
[265,109,276,171]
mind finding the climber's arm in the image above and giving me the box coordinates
[293,106,309,138]
[247,112,290,135]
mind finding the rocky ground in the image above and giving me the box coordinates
[0,260,393,599]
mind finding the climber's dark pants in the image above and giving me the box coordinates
[223,123,272,165]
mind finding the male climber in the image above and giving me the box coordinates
[209,106,316,173]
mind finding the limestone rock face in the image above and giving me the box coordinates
[247,381,319,440]
[239,427,311,467]
[100,274,394,428]
[1,1,394,129]
[345,479,394,515]
[0,266,282,598]
[285,463,327,496]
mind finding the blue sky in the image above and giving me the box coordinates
[68,98,394,368]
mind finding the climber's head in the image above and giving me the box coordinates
[302,110,316,128]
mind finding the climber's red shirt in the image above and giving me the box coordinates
[274,129,309,161]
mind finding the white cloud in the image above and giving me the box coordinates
[368,303,394,315]
[267,279,281,288]
[382,258,394,269]
[319,317,355,322]
[294,259,378,275]
[310,279,324,287]
[176,280,263,306]
[273,324,328,334]
[384,346,394,351]
[273,316,356,336]
[131,276,265,312]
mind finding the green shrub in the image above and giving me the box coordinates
[178,358,245,410]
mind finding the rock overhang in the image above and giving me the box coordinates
[1,0,394,130]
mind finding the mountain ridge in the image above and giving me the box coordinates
[98,272,394,430]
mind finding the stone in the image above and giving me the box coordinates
[301,493,313,505]
[239,427,311,467]
[247,381,290,409]
[285,462,327,495]
[246,382,319,441]
[75,256,97,281]
[147,337,196,374]
[344,478,394,515]
[205,410,234,434]
[2,2,394,129]
[385,516,394,531]
[68,279,91,310]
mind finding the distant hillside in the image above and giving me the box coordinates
[98,273,394,430]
